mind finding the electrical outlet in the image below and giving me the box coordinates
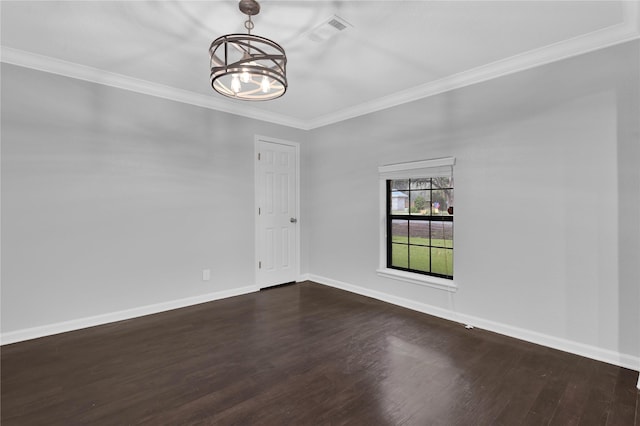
[202,269,211,281]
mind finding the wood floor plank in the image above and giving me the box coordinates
[547,355,597,426]
[606,367,640,426]
[580,360,622,424]
[1,281,638,425]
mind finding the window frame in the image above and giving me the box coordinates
[386,179,454,279]
[376,158,457,292]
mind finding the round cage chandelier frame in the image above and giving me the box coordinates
[209,0,288,101]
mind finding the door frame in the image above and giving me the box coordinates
[254,135,301,289]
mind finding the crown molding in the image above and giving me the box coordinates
[1,1,638,131]
[0,46,309,130]
[307,1,640,129]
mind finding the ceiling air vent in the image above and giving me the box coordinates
[307,15,352,42]
[327,18,347,31]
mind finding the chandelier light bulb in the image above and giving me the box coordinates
[240,61,251,83]
[261,76,271,93]
[231,75,241,93]
[241,60,255,83]
[241,70,251,83]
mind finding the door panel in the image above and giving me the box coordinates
[256,139,298,288]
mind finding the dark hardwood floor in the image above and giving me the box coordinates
[2,281,638,425]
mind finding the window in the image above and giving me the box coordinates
[387,178,453,278]
[377,157,456,291]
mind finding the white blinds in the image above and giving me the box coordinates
[378,157,455,179]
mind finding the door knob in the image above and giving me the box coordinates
[290,218,297,223]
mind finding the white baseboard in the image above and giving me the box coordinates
[308,274,640,373]
[0,286,257,346]
[297,273,311,282]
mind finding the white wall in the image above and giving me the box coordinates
[304,40,640,365]
[1,64,306,334]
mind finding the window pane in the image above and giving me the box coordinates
[408,220,429,245]
[410,178,431,190]
[391,243,408,268]
[432,177,453,189]
[429,221,453,248]
[409,245,430,272]
[390,190,410,214]
[431,189,453,216]
[391,220,408,244]
[390,179,409,190]
[410,190,429,215]
[431,248,453,276]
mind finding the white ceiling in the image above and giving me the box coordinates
[1,1,639,129]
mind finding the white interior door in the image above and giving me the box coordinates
[255,137,298,288]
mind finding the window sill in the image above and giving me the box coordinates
[376,268,457,292]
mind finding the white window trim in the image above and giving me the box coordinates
[378,157,457,292]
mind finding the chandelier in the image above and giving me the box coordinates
[209,0,288,101]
